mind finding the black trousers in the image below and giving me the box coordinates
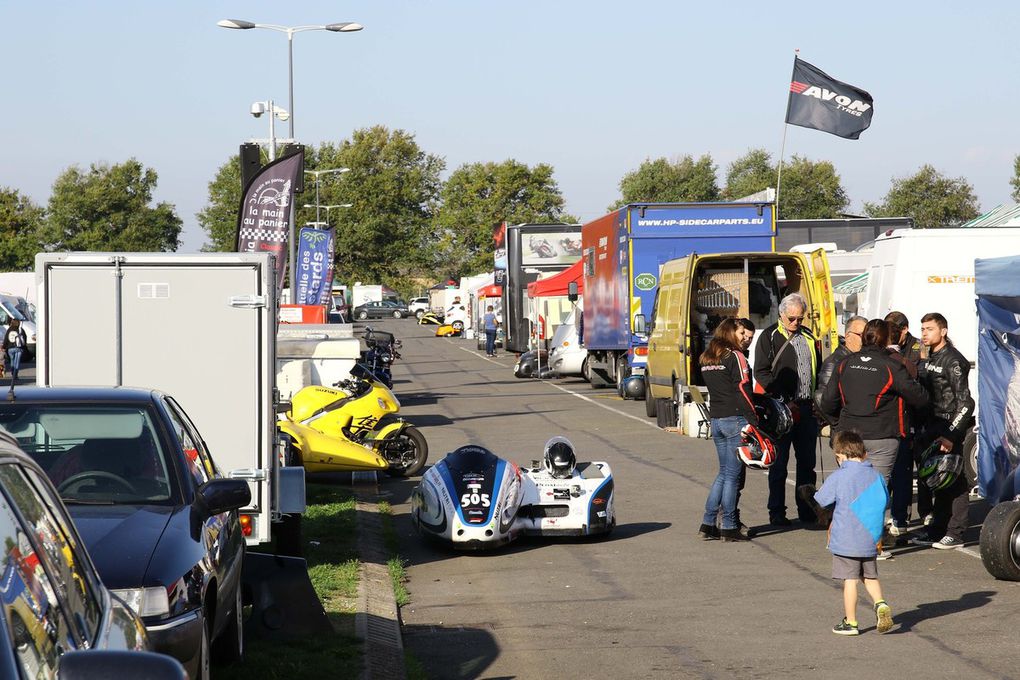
[767,408,818,522]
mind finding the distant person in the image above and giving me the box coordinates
[909,313,975,550]
[483,306,499,357]
[752,293,820,526]
[2,319,27,397]
[814,430,894,636]
[884,311,925,535]
[699,318,758,542]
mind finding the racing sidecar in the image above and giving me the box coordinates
[411,444,615,550]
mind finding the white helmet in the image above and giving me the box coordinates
[543,436,577,479]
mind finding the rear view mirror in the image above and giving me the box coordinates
[197,479,252,517]
[633,314,647,335]
[567,281,579,302]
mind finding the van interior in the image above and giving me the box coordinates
[687,255,810,386]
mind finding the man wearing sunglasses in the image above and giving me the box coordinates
[753,293,822,526]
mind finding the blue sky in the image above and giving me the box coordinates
[3,2,1018,252]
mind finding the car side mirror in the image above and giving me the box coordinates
[567,282,579,302]
[633,314,647,335]
[58,650,187,679]
[197,479,251,517]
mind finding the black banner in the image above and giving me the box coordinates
[235,151,304,291]
[786,58,874,140]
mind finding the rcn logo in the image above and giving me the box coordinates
[790,81,871,116]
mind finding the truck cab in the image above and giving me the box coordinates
[644,249,836,430]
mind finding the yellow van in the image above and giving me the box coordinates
[643,249,837,429]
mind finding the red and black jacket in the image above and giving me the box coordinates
[702,350,758,423]
[818,347,929,439]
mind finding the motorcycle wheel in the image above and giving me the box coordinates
[384,426,429,477]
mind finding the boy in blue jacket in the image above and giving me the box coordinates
[815,430,894,635]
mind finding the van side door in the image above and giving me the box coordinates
[806,248,839,358]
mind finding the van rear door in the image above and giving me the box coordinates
[807,248,839,358]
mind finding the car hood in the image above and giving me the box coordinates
[68,505,175,589]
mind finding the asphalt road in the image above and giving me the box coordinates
[368,318,1020,680]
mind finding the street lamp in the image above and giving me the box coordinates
[249,100,289,161]
[303,203,353,225]
[217,19,364,139]
[304,168,350,223]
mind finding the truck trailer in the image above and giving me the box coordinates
[581,202,776,394]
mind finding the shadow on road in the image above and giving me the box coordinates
[403,623,502,680]
[889,590,996,634]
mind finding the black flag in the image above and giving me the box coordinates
[786,58,874,140]
[235,151,304,292]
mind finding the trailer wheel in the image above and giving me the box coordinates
[644,378,657,418]
[980,500,1020,581]
[615,356,630,398]
[963,428,978,486]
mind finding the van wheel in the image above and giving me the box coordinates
[980,501,1020,581]
[963,428,978,486]
[615,357,630,398]
[645,378,658,418]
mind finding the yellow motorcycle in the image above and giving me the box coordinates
[280,363,428,477]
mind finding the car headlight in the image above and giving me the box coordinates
[111,587,170,618]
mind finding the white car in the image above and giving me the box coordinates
[549,309,587,380]
[408,297,430,319]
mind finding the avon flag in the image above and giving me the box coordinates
[236,150,305,291]
[295,226,335,305]
[786,58,874,140]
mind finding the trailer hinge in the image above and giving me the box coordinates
[228,468,268,481]
[229,295,268,309]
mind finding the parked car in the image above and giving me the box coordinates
[549,308,587,380]
[0,428,188,679]
[0,387,250,679]
[408,297,430,319]
[354,300,411,319]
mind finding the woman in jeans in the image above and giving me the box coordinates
[2,319,27,396]
[699,318,759,542]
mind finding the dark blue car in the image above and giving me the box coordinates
[0,387,250,679]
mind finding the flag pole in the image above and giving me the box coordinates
[775,49,800,215]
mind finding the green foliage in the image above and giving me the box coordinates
[723,148,774,200]
[0,188,44,270]
[777,155,849,220]
[610,155,719,210]
[1011,154,1020,203]
[864,164,980,227]
[197,155,244,252]
[42,159,181,252]
[436,160,569,277]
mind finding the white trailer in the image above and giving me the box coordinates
[34,252,305,546]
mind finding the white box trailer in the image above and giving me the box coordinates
[34,252,304,546]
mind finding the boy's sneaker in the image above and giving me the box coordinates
[876,549,893,560]
[932,535,963,550]
[922,513,934,526]
[887,522,908,537]
[874,601,893,634]
[832,618,859,636]
[908,531,937,546]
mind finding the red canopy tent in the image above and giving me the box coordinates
[527,259,584,298]
[477,284,502,298]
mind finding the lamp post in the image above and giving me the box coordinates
[217,19,363,140]
[303,203,353,226]
[304,168,350,223]
[249,100,289,161]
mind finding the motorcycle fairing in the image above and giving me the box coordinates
[278,420,388,473]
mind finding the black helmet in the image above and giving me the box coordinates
[917,442,964,491]
[751,395,793,441]
[622,375,645,399]
[543,436,577,479]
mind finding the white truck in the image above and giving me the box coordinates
[34,252,305,546]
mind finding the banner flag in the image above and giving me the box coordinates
[235,150,305,291]
[786,58,874,140]
[295,226,335,306]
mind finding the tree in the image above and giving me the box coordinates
[42,159,181,252]
[723,148,774,200]
[309,126,445,286]
[0,188,44,270]
[864,164,980,227]
[436,160,570,276]
[197,154,242,252]
[777,155,849,220]
[1011,154,1020,203]
[610,155,719,210]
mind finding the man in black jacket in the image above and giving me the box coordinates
[885,311,925,535]
[753,293,821,525]
[910,313,975,550]
[814,315,867,430]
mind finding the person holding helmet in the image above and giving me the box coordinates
[699,318,758,542]
[909,313,975,550]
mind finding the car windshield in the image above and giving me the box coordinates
[0,299,26,322]
[0,404,174,505]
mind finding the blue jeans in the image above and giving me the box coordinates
[703,416,748,530]
[485,329,497,355]
[767,407,818,522]
[6,348,22,379]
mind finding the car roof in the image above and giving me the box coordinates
[3,386,162,403]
